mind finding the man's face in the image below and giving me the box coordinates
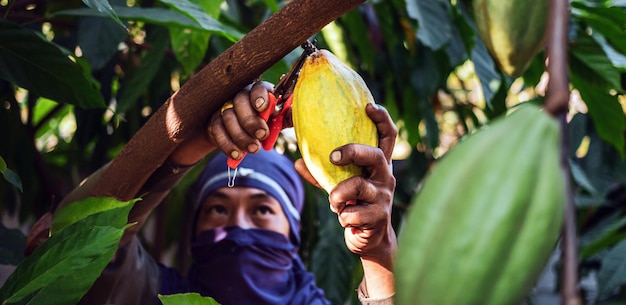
[195,186,290,238]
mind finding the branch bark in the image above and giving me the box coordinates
[544,0,581,304]
[90,0,365,200]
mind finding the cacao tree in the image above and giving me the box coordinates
[0,0,625,304]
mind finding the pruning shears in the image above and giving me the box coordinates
[226,41,317,172]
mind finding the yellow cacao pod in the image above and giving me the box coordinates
[395,103,564,305]
[473,0,548,77]
[292,49,378,194]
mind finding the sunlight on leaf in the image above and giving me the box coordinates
[0,198,135,304]
[159,293,221,305]
[82,0,127,29]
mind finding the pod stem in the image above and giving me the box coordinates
[544,0,582,304]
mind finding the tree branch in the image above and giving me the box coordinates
[90,0,365,200]
[544,0,581,304]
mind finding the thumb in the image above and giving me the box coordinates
[294,159,322,189]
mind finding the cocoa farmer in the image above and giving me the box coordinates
[57,82,397,305]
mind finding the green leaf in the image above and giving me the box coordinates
[1,155,23,192]
[406,0,452,50]
[311,206,358,304]
[598,239,626,297]
[570,71,625,156]
[168,0,220,76]
[0,22,105,109]
[580,212,626,259]
[2,168,23,193]
[159,293,221,305]
[570,34,623,91]
[55,6,239,40]
[0,198,134,304]
[78,17,128,70]
[50,196,140,234]
[82,0,126,29]
[572,2,626,56]
[159,0,242,41]
[0,222,26,265]
[117,28,169,113]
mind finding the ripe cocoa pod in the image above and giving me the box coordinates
[292,49,378,194]
[395,104,564,305]
[473,0,547,77]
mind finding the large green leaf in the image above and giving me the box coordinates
[0,22,105,109]
[0,198,134,304]
[159,293,221,305]
[50,196,140,234]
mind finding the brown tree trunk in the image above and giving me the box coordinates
[90,0,365,200]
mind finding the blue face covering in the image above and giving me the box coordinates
[188,227,298,305]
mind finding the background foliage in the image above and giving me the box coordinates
[0,0,625,304]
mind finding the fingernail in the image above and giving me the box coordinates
[255,97,265,109]
[330,150,342,163]
[255,129,266,139]
[230,150,240,159]
[248,143,259,153]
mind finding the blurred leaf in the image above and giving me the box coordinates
[259,0,279,13]
[570,159,599,194]
[169,0,221,76]
[55,6,236,40]
[570,71,625,156]
[311,206,358,304]
[159,293,221,305]
[82,0,126,28]
[598,239,626,297]
[0,222,26,265]
[0,22,105,109]
[580,212,626,259]
[0,197,134,304]
[117,28,169,113]
[0,155,23,193]
[406,0,452,50]
[78,17,128,70]
[571,34,623,91]
[471,32,500,107]
[572,2,626,55]
[159,0,242,41]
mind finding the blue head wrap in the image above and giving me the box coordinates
[194,149,305,245]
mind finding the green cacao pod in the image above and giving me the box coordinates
[292,49,378,194]
[473,0,548,77]
[395,104,564,305]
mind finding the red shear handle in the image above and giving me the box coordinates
[226,93,284,169]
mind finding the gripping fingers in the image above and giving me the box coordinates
[233,89,269,141]
[366,103,397,162]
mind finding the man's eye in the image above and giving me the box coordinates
[255,206,272,215]
[206,205,226,215]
